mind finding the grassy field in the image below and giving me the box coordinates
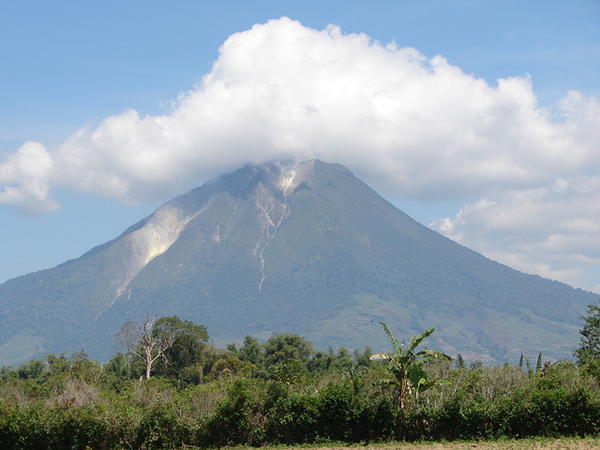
[245,437,600,449]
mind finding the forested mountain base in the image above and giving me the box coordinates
[1,334,599,448]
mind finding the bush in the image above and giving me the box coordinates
[135,404,187,449]
[265,384,319,444]
[0,404,49,449]
[47,406,112,449]
[201,378,267,447]
[2,334,600,447]
[313,381,361,441]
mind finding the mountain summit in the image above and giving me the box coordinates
[0,160,595,365]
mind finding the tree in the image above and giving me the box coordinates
[116,316,176,380]
[371,322,451,409]
[152,316,208,379]
[264,334,313,368]
[354,346,372,367]
[210,355,255,378]
[307,351,335,373]
[17,359,46,379]
[237,336,264,366]
[574,303,600,365]
[105,352,131,379]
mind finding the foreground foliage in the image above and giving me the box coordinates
[1,323,599,448]
[371,323,451,409]
[248,437,600,449]
[574,303,600,380]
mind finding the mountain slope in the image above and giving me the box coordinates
[0,160,595,365]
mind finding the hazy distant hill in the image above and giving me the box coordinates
[0,159,595,365]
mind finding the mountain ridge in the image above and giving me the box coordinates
[0,159,595,365]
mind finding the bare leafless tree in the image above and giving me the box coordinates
[116,316,176,379]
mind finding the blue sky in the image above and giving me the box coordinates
[1,1,599,290]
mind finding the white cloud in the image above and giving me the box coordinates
[431,177,600,292]
[1,17,599,291]
[0,142,57,212]
[2,17,598,210]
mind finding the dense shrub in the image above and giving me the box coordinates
[0,404,49,449]
[201,378,268,447]
[46,406,112,449]
[1,342,599,447]
[135,404,187,449]
[264,383,318,443]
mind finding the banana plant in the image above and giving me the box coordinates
[371,321,451,409]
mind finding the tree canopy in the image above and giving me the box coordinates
[263,334,313,368]
[152,316,208,378]
[116,315,208,379]
[574,303,600,366]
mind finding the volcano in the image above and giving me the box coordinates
[0,160,595,365]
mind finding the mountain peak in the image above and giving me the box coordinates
[104,159,329,299]
[205,158,341,198]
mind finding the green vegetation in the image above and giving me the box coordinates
[574,303,600,381]
[0,314,599,448]
[115,316,208,380]
[371,323,451,408]
[242,437,600,449]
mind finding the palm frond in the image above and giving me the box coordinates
[379,321,400,353]
[416,348,451,361]
[408,328,435,352]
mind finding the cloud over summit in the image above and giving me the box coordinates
[1,17,599,290]
[3,17,598,209]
